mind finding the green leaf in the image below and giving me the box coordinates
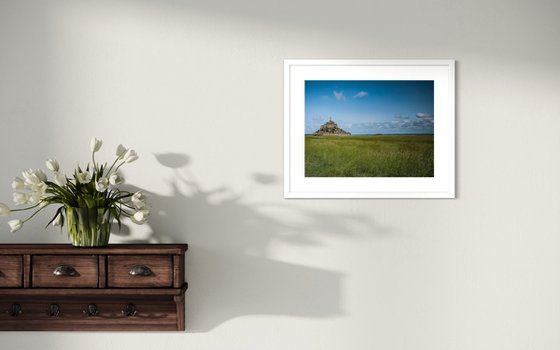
[44,206,64,229]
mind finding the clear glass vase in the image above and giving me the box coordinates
[66,206,112,247]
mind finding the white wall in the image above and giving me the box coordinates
[1,0,560,348]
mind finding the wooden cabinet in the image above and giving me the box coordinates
[0,244,188,331]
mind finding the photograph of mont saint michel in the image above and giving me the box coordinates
[305,80,434,177]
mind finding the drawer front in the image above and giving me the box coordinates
[107,255,172,288]
[0,296,180,331]
[0,256,23,288]
[32,256,98,288]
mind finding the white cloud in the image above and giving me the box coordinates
[333,90,346,101]
[416,112,434,120]
[353,91,369,98]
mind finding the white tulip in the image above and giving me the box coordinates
[12,192,27,206]
[11,177,24,190]
[27,193,42,205]
[116,144,127,159]
[35,169,47,182]
[90,137,103,153]
[109,173,124,186]
[22,169,41,185]
[31,182,48,195]
[95,177,109,192]
[123,149,139,163]
[52,212,63,226]
[131,191,147,209]
[46,158,60,172]
[53,172,67,186]
[76,171,91,184]
[21,169,34,182]
[8,219,23,233]
[131,209,149,225]
[0,203,10,216]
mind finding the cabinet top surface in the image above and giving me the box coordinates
[0,244,188,255]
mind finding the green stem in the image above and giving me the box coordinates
[9,202,42,212]
[22,204,49,223]
[106,157,122,176]
[113,161,127,174]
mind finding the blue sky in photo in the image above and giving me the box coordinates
[305,80,434,135]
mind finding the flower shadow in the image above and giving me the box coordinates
[117,152,382,332]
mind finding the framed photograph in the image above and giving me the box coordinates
[284,59,455,198]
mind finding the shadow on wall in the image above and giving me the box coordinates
[116,152,380,332]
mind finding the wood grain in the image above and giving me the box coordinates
[23,255,30,288]
[173,254,185,288]
[0,296,178,331]
[32,255,98,288]
[107,255,173,288]
[0,244,187,255]
[98,255,106,288]
[0,255,22,288]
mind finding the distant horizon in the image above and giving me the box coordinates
[305,133,434,136]
[305,80,435,135]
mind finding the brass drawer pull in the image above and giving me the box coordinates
[53,265,77,276]
[129,265,153,276]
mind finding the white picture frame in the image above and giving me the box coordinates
[284,59,455,198]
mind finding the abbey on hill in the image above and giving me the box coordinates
[313,118,351,136]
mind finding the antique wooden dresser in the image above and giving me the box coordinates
[0,244,188,331]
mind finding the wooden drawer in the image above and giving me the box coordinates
[107,255,172,288]
[0,256,22,288]
[32,255,98,288]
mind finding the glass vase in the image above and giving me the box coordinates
[66,206,112,247]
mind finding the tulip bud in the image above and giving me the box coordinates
[124,149,139,163]
[46,158,60,172]
[22,169,40,185]
[11,177,24,191]
[109,172,124,186]
[31,182,48,195]
[116,144,127,159]
[35,169,47,182]
[53,172,67,186]
[90,138,103,153]
[95,177,109,192]
[76,171,91,184]
[27,193,42,205]
[8,219,23,233]
[0,203,10,216]
[12,192,27,206]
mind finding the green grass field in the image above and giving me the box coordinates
[305,135,434,177]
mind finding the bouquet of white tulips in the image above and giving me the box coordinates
[0,138,149,246]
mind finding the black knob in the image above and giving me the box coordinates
[48,304,60,317]
[9,303,22,317]
[83,304,98,317]
[122,303,137,317]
